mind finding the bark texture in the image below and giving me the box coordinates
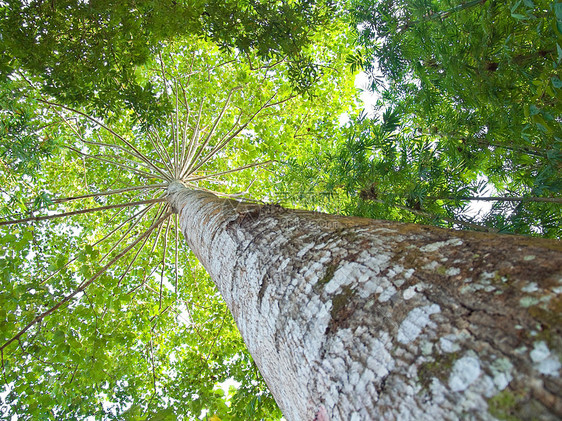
[167,181,562,421]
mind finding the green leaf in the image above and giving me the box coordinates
[511,0,522,14]
[529,104,540,115]
[53,330,66,344]
[0,234,16,245]
[555,2,562,21]
[147,407,177,421]
[511,13,527,20]
[552,76,562,89]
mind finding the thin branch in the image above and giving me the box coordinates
[79,133,171,176]
[178,79,192,176]
[428,196,562,204]
[159,218,171,310]
[181,98,206,178]
[184,88,240,176]
[203,308,228,364]
[186,160,272,182]
[146,128,175,176]
[47,184,167,206]
[116,204,168,288]
[126,261,162,297]
[1,212,171,353]
[149,206,168,256]
[1,349,7,386]
[183,181,258,199]
[54,109,166,176]
[40,203,157,286]
[32,96,171,180]
[99,188,151,226]
[187,92,287,176]
[473,138,546,158]
[148,337,157,393]
[174,214,179,293]
[61,144,163,181]
[98,201,164,264]
[97,152,166,177]
[0,198,166,227]
[366,197,498,232]
[173,79,180,178]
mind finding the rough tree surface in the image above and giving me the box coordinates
[167,181,562,421]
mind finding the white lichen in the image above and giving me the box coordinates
[490,358,513,390]
[296,243,315,258]
[530,341,561,376]
[448,355,481,392]
[522,282,538,293]
[445,267,461,276]
[421,342,433,356]
[423,261,439,271]
[387,264,404,279]
[519,296,539,307]
[397,304,441,344]
[480,271,496,281]
[394,279,406,288]
[366,335,395,378]
[439,335,461,353]
[403,286,417,300]
[323,263,358,294]
[420,242,447,253]
[378,286,397,302]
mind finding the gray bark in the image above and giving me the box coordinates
[167,181,562,421]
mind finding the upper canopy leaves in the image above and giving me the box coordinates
[0,0,338,121]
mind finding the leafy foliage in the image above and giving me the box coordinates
[0,0,338,120]
[279,104,561,238]
[0,80,58,177]
[1,1,560,420]
[283,0,560,237]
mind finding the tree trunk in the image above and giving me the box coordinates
[167,181,562,421]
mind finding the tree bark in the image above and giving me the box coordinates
[167,181,562,421]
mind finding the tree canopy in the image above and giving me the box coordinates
[0,0,560,419]
[280,0,561,238]
[0,0,337,121]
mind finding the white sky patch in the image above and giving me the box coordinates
[217,378,241,400]
[0,382,16,420]
[355,72,380,117]
[338,113,350,126]
[153,272,175,292]
[176,302,192,326]
[339,72,382,126]
[463,174,495,220]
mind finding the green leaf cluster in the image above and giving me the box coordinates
[0,0,340,120]
[283,0,560,237]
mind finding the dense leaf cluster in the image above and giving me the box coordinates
[279,0,561,238]
[0,80,57,177]
[0,0,336,120]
